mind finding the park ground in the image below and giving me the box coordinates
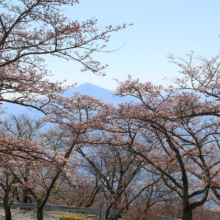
[0,209,99,220]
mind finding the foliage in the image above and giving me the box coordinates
[3,1,220,220]
[0,0,129,219]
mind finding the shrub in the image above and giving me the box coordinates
[59,216,90,220]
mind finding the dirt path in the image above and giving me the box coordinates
[0,209,98,220]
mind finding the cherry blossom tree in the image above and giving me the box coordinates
[0,133,59,220]
[168,52,220,99]
[18,93,106,220]
[4,126,75,220]
[168,53,220,214]
[0,155,18,220]
[0,114,73,220]
[113,76,220,220]
[125,175,172,220]
[77,142,145,219]
[72,103,170,220]
[49,173,102,207]
[0,0,131,109]
[0,2,131,218]
[0,114,45,206]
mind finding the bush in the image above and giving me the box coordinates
[59,216,90,220]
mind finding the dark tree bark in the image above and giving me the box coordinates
[37,206,44,220]
[85,185,101,207]
[3,196,12,220]
[182,210,193,220]
[1,174,13,220]
[23,188,29,203]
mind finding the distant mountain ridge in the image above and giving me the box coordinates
[1,83,134,117]
[63,82,133,103]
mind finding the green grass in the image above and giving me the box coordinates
[59,216,92,220]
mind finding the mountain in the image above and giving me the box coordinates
[1,83,134,117]
[63,83,133,103]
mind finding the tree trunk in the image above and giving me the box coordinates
[37,207,44,220]
[23,188,32,210]
[4,202,12,220]
[13,187,20,202]
[182,210,193,220]
[113,194,121,210]
[85,187,99,207]
[4,187,12,220]
[23,188,29,203]
[105,206,111,220]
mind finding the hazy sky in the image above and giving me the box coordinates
[45,0,220,90]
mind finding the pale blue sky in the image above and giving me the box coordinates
[45,0,220,90]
